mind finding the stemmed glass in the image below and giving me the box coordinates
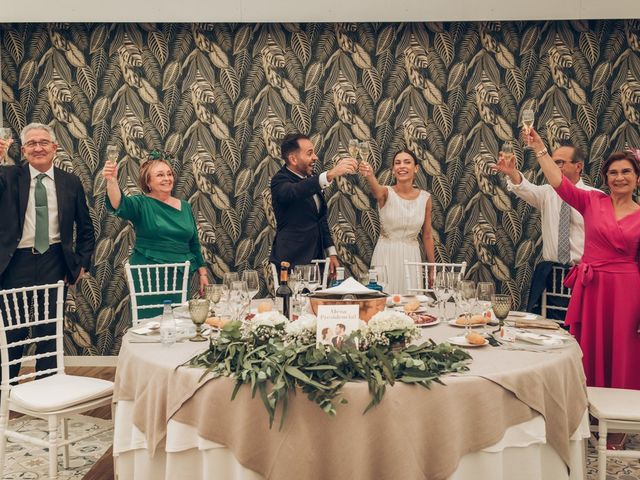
[228,280,250,323]
[220,272,239,315]
[288,271,302,317]
[491,294,512,334]
[188,298,210,342]
[501,141,514,162]
[521,109,535,149]
[242,270,260,300]
[106,144,120,164]
[294,265,309,294]
[476,282,495,333]
[447,271,461,319]
[458,280,477,335]
[0,128,11,162]
[433,270,452,321]
[348,139,359,160]
[204,284,223,316]
[358,141,370,165]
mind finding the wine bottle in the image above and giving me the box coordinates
[276,261,292,320]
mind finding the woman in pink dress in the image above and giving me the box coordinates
[527,128,640,392]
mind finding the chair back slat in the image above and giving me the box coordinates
[541,265,572,323]
[125,261,191,326]
[0,281,66,386]
[404,261,468,295]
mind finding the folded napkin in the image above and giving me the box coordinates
[130,321,160,335]
[512,319,560,330]
[506,311,537,321]
[515,331,566,347]
[316,277,377,295]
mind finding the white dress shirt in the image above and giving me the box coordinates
[507,173,600,265]
[18,164,61,249]
[286,168,337,257]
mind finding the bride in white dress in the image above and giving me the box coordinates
[359,149,435,294]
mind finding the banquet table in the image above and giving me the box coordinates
[112,317,590,480]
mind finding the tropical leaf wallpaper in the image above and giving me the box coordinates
[1,21,639,355]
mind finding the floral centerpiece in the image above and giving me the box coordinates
[187,312,471,427]
[358,310,419,350]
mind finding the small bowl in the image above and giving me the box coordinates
[309,295,387,322]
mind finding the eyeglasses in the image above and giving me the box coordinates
[606,169,636,178]
[554,160,579,167]
[23,140,54,149]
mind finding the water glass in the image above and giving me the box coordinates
[458,280,476,335]
[229,280,250,323]
[491,294,512,333]
[204,284,223,315]
[306,264,321,293]
[476,282,495,333]
[188,298,210,342]
[433,270,452,321]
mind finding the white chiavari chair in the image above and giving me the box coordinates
[587,387,640,480]
[125,261,191,326]
[404,261,468,295]
[540,265,571,323]
[0,281,113,480]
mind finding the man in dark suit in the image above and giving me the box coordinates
[0,123,95,380]
[270,133,357,276]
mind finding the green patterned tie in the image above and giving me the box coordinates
[34,173,49,254]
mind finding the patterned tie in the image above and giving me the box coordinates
[34,173,49,254]
[557,200,571,265]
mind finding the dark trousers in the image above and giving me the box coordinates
[0,244,66,383]
[526,261,570,321]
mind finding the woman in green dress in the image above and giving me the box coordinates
[103,152,208,319]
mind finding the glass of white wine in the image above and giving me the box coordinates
[348,139,359,160]
[0,128,11,163]
[106,145,120,165]
[521,109,535,149]
[358,141,370,164]
[501,141,514,167]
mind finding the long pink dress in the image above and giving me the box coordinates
[555,176,640,389]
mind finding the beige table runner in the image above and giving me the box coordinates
[114,324,587,480]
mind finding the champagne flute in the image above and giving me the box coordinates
[188,298,210,342]
[433,270,452,321]
[348,139,359,160]
[242,270,260,300]
[106,144,120,165]
[447,271,460,320]
[501,141,514,161]
[358,141,370,165]
[458,280,476,336]
[229,280,250,323]
[521,109,535,149]
[491,294,512,334]
[0,128,11,163]
[221,272,239,315]
[294,265,310,294]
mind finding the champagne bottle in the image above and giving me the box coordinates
[276,261,292,320]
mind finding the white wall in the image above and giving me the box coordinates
[1,0,639,22]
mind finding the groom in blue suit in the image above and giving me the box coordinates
[270,133,357,276]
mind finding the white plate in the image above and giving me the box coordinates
[447,335,488,347]
[447,319,486,328]
[387,294,432,305]
[415,318,440,328]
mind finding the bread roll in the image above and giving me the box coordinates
[403,301,421,313]
[465,332,486,345]
[206,316,225,328]
[455,314,487,325]
[257,302,273,313]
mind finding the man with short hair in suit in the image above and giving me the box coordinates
[270,133,357,277]
[0,123,95,381]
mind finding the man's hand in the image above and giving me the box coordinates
[492,152,521,184]
[0,138,13,159]
[328,255,340,280]
[327,158,358,182]
[70,267,86,286]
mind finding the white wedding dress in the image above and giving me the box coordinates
[370,186,430,294]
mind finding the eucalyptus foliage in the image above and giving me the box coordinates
[187,320,472,427]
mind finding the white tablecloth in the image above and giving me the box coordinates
[113,399,589,480]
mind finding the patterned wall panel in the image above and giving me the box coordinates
[1,22,639,355]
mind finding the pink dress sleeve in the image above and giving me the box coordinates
[553,175,590,215]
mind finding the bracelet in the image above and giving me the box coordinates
[535,147,548,158]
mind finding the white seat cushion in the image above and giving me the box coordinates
[588,387,640,422]
[10,374,113,412]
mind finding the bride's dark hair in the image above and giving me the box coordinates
[391,148,419,165]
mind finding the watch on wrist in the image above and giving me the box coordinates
[535,147,548,158]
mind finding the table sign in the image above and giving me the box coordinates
[316,304,359,348]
